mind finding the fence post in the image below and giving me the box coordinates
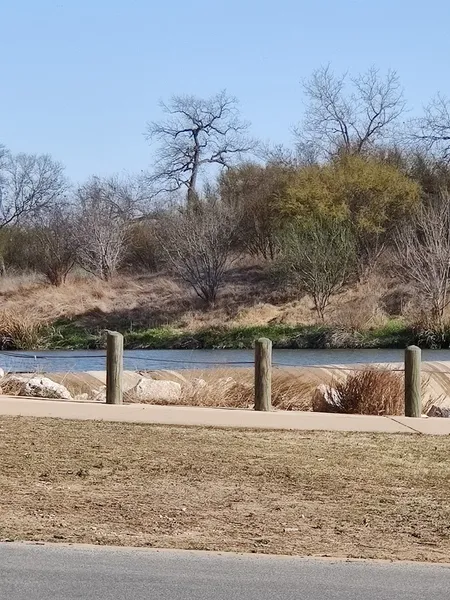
[254,338,272,411]
[106,331,123,405]
[405,345,421,417]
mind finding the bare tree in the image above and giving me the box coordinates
[278,218,356,320]
[75,176,139,280]
[394,197,450,327]
[158,201,239,305]
[0,150,68,275]
[145,91,254,207]
[410,94,450,163]
[296,65,406,160]
[0,151,68,227]
[32,207,79,286]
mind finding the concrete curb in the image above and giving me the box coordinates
[0,396,449,435]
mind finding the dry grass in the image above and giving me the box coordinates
[0,310,46,349]
[325,369,405,416]
[0,416,449,561]
[178,379,313,411]
[134,368,315,411]
[0,271,43,293]
[0,266,410,336]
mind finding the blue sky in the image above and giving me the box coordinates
[1,0,450,182]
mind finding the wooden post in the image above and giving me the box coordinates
[254,338,272,411]
[106,331,123,405]
[405,345,421,417]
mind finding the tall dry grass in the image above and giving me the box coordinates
[0,271,43,294]
[0,311,45,349]
[325,369,404,416]
[137,368,315,410]
[0,265,410,335]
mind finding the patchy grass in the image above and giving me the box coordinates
[0,416,449,561]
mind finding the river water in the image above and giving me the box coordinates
[2,348,450,373]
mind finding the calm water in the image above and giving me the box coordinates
[2,348,450,373]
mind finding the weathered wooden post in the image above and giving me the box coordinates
[254,338,272,411]
[405,345,421,417]
[106,331,123,405]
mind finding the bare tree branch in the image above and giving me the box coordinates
[295,65,406,160]
[393,196,450,327]
[157,200,240,305]
[409,94,450,163]
[32,206,79,286]
[145,91,255,207]
[0,151,68,228]
[75,176,139,280]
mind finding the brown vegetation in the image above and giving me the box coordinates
[1,416,449,561]
[327,369,405,416]
[149,368,315,411]
[0,269,407,338]
[0,310,45,350]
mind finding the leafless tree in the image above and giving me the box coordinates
[145,91,254,207]
[410,94,450,163]
[0,150,68,275]
[296,66,406,160]
[75,176,140,280]
[157,201,240,305]
[278,218,356,320]
[32,207,79,286]
[0,151,68,227]
[394,197,450,327]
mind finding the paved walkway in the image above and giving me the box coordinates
[0,396,449,435]
[2,543,450,600]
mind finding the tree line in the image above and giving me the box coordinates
[3,65,450,326]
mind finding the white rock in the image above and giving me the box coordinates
[0,368,5,380]
[7,375,73,400]
[312,384,341,412]
[25,377,72,400]
[128,377,182,403]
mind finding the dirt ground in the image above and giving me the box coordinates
[0,416,449,562]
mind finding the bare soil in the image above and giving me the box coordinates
[0,416,449,561]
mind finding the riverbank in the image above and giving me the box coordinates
[17,319,435,350]
[0,271,448,351]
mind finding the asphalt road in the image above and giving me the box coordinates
[1,543,449,599]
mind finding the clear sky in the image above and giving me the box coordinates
[2,0,450,182]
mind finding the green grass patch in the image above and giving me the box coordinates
[35,319,419,351]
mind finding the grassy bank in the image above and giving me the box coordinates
[38,319,417,350]
[1,416,449,560]
[0,271,447,351]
